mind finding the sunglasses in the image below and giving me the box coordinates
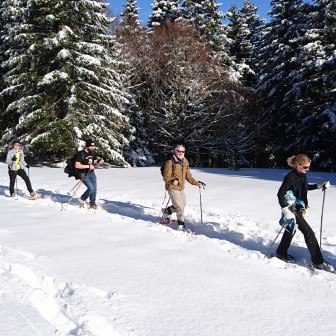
[300,164,310,170]
[176,150,185,153]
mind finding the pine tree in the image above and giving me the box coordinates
[215,89,257,170]
[0,0,131,165]
[117,0,155,166]
[237,0,265,86]
[120,0,142,28]
[181,0,227,53]
[148,0,181,28]
[256,0,309,165]
[292,0,336,168]
[0,0,27,139]
[226,4,254,83]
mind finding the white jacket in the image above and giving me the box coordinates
[6,148,28,171]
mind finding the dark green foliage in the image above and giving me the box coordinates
[0,0,132,166]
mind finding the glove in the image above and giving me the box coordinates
[26,164,30,169]
[197,181,206,188]
[282,206,295,221]
[317,181,330,190]
[12,155,16,161]
[301,208,308,219]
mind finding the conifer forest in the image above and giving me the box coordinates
[0,0,335,170]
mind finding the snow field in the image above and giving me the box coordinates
[1,163,336,336]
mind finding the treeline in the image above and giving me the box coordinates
[0,0,335,169]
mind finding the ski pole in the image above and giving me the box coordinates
[264,223,287,258]
[162,190,167,204]
[15,173,18,196]
[62,174,87,209]
[160,197,171,223]
[199,187,203,224]
[320,188,326,248]
[198,181,206,225]
[67,179,82,195]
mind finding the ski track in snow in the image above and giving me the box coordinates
[0,245,135,336]
[1,181,336,335]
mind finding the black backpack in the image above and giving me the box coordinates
[64,151,84,179]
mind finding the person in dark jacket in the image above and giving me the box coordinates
[276,154,331,270]
[75,139,104,209]
[6,139,38,199]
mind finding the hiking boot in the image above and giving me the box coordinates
[11,193,18,199]
[313,262,335,272]
[30,191,36,197]
[177,221,186,232]
[90,204,98,209]
[162,206,172,220]
[275,253,296,263]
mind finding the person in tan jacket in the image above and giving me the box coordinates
[162,145,204,231]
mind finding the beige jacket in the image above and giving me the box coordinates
[163,154,198,191]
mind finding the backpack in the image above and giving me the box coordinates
[160,157,174,176]
[64,151,84,179]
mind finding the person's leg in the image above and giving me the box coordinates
[8,169,17,195]
[17,169,33,193]
[168,190,186,222]
[81,173,97,205]
[81,173,94,201]
[295,212,324,265]
[88,173,97,205]
[276,229,295,257]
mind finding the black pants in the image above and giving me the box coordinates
[9,168,33,195]
[276,211,324,265]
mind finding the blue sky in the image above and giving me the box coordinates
[108,0,271,23]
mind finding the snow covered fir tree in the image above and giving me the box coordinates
[148,0,181,27]
[256,0,336,169]
[0,0,336,170]
[0,0,152,166]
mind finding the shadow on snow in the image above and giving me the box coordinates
[1,184,335,267]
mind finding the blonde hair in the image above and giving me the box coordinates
[287,154,311,168]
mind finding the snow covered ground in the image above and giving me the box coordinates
[1,162,336,336]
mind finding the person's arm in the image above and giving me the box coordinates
[75,161,93,170]
[185,166,198,186]
[6,150,14,165]
[74,152,93,170]
[277,173,297,221]
[312,181,330,191]
[92,153,104,165]
[277,173,293,208]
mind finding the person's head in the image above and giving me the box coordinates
[287,154,311,174]
[174,145,185,160]
[85,139,95,152]
[10,139,21,150]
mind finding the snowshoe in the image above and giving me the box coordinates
[162,206,172,221]
[313,262,336,273]
[28,192,41,200]
[275,253,296,263]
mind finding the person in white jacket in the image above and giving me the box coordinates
[6,139,37,198]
